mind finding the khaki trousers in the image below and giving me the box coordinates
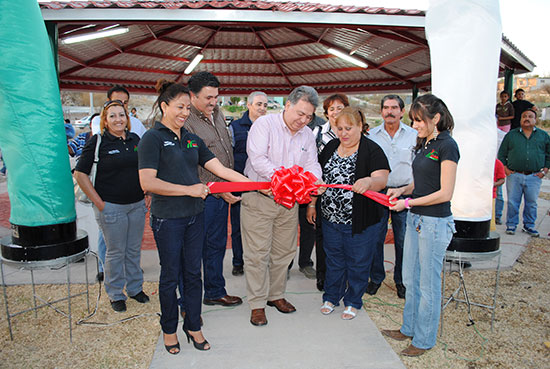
[240,191,298,310]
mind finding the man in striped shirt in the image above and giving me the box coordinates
[185,72,242,308]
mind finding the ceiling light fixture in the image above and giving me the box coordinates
[62,27,129,44]
[184,54,204,75]
[327,48,368,69]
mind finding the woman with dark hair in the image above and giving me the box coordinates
[313,93,350,153]
[74,100,148,313]
[307,107,389,320]
[381,94,459,357]
[138,80,249,355]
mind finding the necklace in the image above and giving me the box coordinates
[338,145,358,157]
[423,131,438,149]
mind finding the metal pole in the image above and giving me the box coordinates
[503,68,514,101]
[66,260,72,342]
[85,252,90,313]
[1,260,13,340]
[31,269,38,318]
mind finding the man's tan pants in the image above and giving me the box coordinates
[240,191,298,310]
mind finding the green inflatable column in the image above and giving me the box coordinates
[0,0,87,262]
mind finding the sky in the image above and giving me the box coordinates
[308,0,550,76]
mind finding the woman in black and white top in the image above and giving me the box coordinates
[75,100,149,313]
[307,107,389,320]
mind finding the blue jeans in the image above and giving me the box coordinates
[230,202,244,267]
[495,185,504,220]
[203,196,229,300]
[370,208,407,285]
[321,218,382,309]
[401,213,455,349]
[94,200,146,301]
[505,172,542,230]
[152,213,204,334]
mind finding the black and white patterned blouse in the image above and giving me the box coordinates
[321,150,357,224]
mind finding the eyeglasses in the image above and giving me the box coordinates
[103,99,126,108]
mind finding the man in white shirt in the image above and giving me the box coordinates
[368,95,417,299]
[91,86,146,137]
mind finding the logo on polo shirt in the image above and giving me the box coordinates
[426,149,439,161]
[187,140,198,148]
[163,141,175,147]
[134,145,138,152]
[108,149,120,155]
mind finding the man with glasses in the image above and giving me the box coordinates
[228,91,268,277]
[241,86,322,326]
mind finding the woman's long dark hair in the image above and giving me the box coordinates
[409,94,454,150]
[147,79,189,124]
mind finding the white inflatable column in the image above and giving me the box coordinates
[426,0,502,250]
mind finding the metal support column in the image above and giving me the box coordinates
[503,68,514,100]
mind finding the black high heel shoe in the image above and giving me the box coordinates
[163,334,180,355]
[183,328,211,351]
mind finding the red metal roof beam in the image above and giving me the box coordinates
[251,27,293,89]
[175,26,220,82]
[60,25,185,78]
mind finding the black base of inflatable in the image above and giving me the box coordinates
[448,230,500,253]
[11,221,77,246]
[1,229,88,262]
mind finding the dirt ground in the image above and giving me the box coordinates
[0,234,549,369]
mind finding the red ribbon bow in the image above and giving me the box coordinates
[271,165,318,208]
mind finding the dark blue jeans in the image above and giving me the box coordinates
[230,202,244,267]
[203,196,229,300]
[370,208,407,285]
[152,213,204,334]
[322,218,382,309]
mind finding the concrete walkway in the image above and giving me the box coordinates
[1,174,550,368]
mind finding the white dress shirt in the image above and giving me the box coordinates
[369,122,417,187]
[245,112,322,182]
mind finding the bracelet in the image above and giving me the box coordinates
[307,204,316,208]
[404,198,412,209]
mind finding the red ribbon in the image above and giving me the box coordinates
[207,166,392,209]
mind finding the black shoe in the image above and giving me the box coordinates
[130,291,150,303]
[232,265,244,276]
[110,300,127,312]
[96,272,104,282]
[366,282,381,295]
[316,279,325,292]
[183,328,210,351]
[396,283,406,299]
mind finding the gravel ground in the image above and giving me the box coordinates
[0,241,549,368]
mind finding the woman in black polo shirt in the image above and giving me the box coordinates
[75,100,149,313]
[381,94,459,357]
[138,81,249,355]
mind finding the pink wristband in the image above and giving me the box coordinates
[404,198,412,209]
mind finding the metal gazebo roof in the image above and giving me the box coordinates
[39,0,536,96]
